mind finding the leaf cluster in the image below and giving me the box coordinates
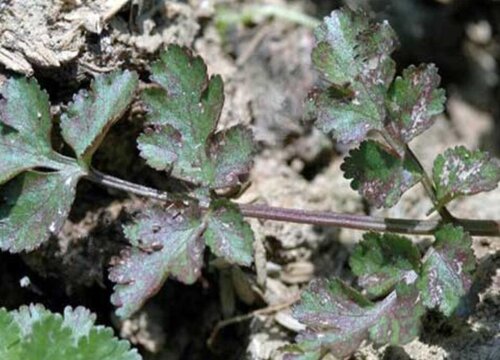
[0,305,140,359]
[0,46,257,319]
[285,225,475,359]
[286,7,500,359]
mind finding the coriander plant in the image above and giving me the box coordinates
[0,6,499,359]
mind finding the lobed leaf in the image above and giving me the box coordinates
[60,70,138,163]
[0,77,63,184]
[341,140,422,208]
[433,146,500,206]
[349,232,421,298]
[0,169,82,253]
[385,64,446,150]
[310,8,397,144]
[418,225,475,316]
[287,278,423,359]
[110,202,254,318]
[138,45,255,193]
[110,206,206,318]
[205,200,254,266]
[0,305,140,360]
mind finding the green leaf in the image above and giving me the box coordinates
[138,45,255,191]
[110,201,255,318]
[0,77,64,184]
[310,8,397,144]
[205,200,254,266]
[110,206,206,318]
[341,140,422,208]
[385,64,446,148]
[0,305,141,360]
[349,232,421,298]
[288,278,423,359]
[0,308,21,358]
[418,225,475,316]
[433,146,500,205]
[60,70,138,163]
[0,169,82,253]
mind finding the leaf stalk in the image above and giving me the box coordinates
[84,169,500,237]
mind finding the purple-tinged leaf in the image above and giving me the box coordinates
[418,225,475,316]
[433,146,500,205]
[310,8,398,144]
[110,206,206,318]
[341,140,422,208]
[205,200,254,266]
[0,77,65,184]
[60,70,138,163]
[288,278,424,359]
[139,46,255,192]
[385,64,446,149]
[210,125,255,189]
[0,169,82,253]
[350,232,421,298]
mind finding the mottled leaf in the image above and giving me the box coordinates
[138,45,255,191]
[110,206,206,318]
[205,200,254,266]
[368,282,424,345]
[0,305,140,360]
[433,146,500,206]
[0,77,64,184]
[210,125,255,188]
[341,140,422,208]
[310,8,397,144]
[418,225,475,316]
[0,169,82,253]
[385,64,446,148]
[60,70,138,162]
[110,200,255,318]
[288,278,423,359]
[350,232,421,298]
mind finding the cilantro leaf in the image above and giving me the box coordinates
[0,170,82,253]
[433,146,500,206]
[349,232,421,298]
[138,45,255,191]
[310,8,397,144]
[341,140,422,208]
[205,200,254,266]
[288,278,423,359]
[0,77,64,184]
[60,70,138,164]
[385,64,446,148]
[110,201,254,318]
[418,225,475,316]
[0,305,140,360]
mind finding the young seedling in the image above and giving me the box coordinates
[0,6,499,358]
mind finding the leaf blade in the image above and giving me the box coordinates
[310,8,398,144]
[0,169,82,253]
[60,70,138,162]
[0,305,140,360]
[433,146,500,205]
[341,140,422,208]
[110,206,206,318]
[418,225,475,316]
[0,77,62,184]
[205,200,254,266]
[349,232,421,298]
[385,64,446,145]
